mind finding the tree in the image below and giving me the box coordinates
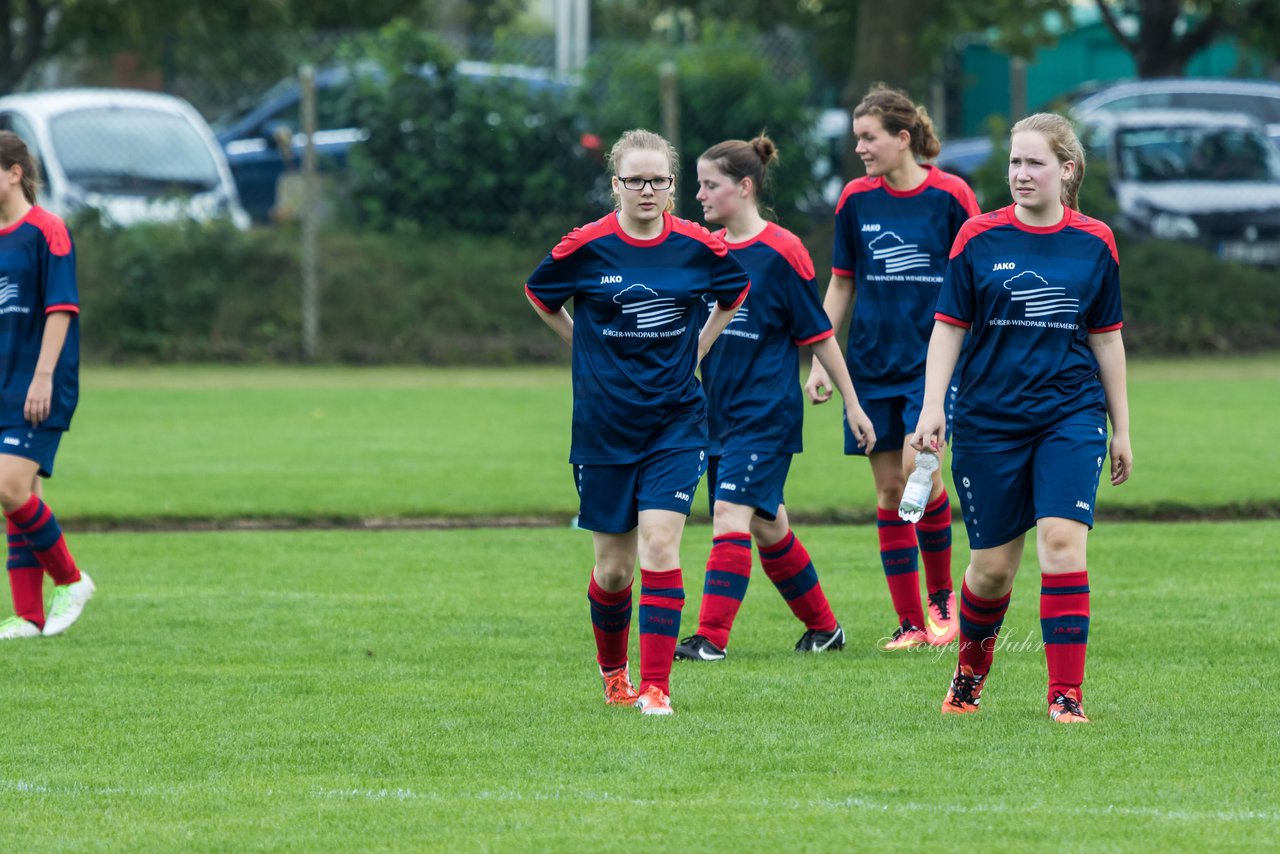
[0,0,56,92]
[1094,0,1276,77]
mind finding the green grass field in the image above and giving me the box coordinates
[55,354,1280,523]
[4,522,1277,850]
[5,359,1278,850]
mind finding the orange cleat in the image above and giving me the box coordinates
[634,685,674,716]
[942,664,985,714]
[1049,690,1090,723]
[883,620,928,651]
[600,665,639,706]
[925,589,959,647]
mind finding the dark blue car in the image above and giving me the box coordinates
[214,61,579,223]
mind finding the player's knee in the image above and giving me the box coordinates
[0,477,32,513]
[968,561,1016,592]
[1038,524,1087,571]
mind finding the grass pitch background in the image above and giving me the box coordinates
[3,523,1277,851]
[2,356,1277,850]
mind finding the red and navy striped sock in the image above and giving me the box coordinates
[5,496,80,586]
[1041,570,1090,703]
[638,568,684,695]
[7,520,44,627]
[695,532,752,650]
[916,491,954,596]
[877,507,924,629]
[758,531,837,632]
[957,579,1011,677]
[587,573,632,671]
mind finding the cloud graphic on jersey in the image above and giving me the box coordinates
[0,278,17,306]
[613,283,686,329]
[1001,270,1079,318]
[869,230,930,273]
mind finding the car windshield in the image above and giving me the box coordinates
[1116,125,1280,183]
[50,106,221,195]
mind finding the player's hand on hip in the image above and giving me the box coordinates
[804,359,832,404]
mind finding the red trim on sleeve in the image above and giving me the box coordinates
[1088,322,1123,334]
[45,304,79,315]
[26,207,72,256]
[949,209,1009,259]
[831,266,854,278]
[833,176,879,215]
[524,284,556,314]
[720,282,751,311]
[935,312,971,329]
[795,328,835,346]
[551,214,615,260]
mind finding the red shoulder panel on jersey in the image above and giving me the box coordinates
[1087,321,1123,334]
[949,208,1009,259]
[551,214,615,260]
[932,169,982,218]
[1068,211,1120,265]
[756,225,816,280]
[670,215,729,256]
[27,206,72,257]
[795,328,834,346]
[524,284,555,314]
[834,176,879,215]
[935,312,971,329]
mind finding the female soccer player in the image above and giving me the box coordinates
[0,131,94,640]
[806,85,980,651]
[912,112,1132,723]
[673,134,875,663]
[525,129,750,716]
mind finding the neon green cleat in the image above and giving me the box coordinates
[0,615,41,640]
[43,572,95,636]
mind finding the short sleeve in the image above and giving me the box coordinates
[1085,251,1123,332]
[525,251,581,314]
[43,231,78,312]
[709,250,750,309]
[786,262,832,345]
[831,199,858,277]
[935,240,976,326]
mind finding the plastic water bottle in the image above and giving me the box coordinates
[898,450,939,523]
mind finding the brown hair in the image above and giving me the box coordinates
[0,131,38,204]
[699,133,778,199]
[853,83,941,160]
[608,128,679,212]
[1010,112,1086,210]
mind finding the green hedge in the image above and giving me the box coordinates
[74,216,1280,364]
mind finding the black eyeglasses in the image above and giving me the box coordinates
[618,175,674,191]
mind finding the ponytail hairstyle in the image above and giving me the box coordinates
[853,83,941,160]
[698,132,779,214]
[608,128,679,213]
[1010,113,1086,210]
[0,130,39,204]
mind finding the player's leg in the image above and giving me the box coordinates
[753,505,843,653]
[2,471,44,639]
[675,499,753,662]
[903,389,957,646]
[576,464,641,706]
[0,432,93,637]
[1033,418,1107,724]
[943,444,1035,714]
[632,448,705,715]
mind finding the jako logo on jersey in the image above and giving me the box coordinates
[600,274,623,284]
[1002,271,1080,319]
[674,491,691,502]
[993,261,1016,271]
[861,223,881,232]
[718,482,737,492]
[613,284,686,330]
[1075,500,1091,511]
[869,232,930,273]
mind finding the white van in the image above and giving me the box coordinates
[0,88,250,229]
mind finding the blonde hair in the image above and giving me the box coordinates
[0,130,39,204]
[1010,112,1086,210]
[608,129,679,212]
[853,83,941,160]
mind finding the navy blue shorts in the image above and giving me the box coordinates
[844,389,955,456]
[706,451,792,521]
[574,447,708,534]
[950,417,1108,550]
[0,426,63,477]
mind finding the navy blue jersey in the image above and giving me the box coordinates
[833,165,979,399]
[526,211,750,465]
[0,207,79,430]
[936,205,1123,452]
[701,224,832,453]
